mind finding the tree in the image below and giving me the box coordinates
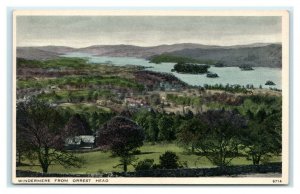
[159,151,181,169]
[64,114,93,136]
[177,118,204,153]
[16,97,84,173]
[16,126,31,166]
[97,116,144,172]
[241,109,282,165]
[194,109,247,167]
[89,112,115,130]
[134,109,156,142]
[147,116,159,143]
[134,159,154,171]
[89,112,99,130]
[158,115,175,141]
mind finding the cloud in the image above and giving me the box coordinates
[16,16,282,47]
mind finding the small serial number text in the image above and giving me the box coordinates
[272,179,282,183]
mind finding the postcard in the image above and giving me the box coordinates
[12,10,289,184]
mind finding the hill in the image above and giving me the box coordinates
[17,43,282,67]
[17,46,75,60]
[169,44,282,68]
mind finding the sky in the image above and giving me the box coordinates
[16,16,282,47]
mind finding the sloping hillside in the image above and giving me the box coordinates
[17,46,75,60]
[169,44,282,68]
[17,43,282,67]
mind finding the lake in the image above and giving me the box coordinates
[62,53,282,89]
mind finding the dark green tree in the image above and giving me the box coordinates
[64,113,93,136]
[177,118,204,153]
[146,115,159,142]
[159,151,181,169]
[194,109,247,167]
[17,98,84,173]
[134,159,155,171]
[16,126,31,166]
[97,116,144,172]
[158,115,175,141]
[241,109,282,165]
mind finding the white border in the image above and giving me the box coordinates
[2,0,300,194]
[11,9,289,185]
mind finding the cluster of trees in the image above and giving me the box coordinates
[133,109,185,142]
[177,108,281,166]
[203,84,250,93]
[173,63,210,74]
[17,95,282,174]
[97,116,145,172]
[16,97,116,173]
[17,98,85,173]
[57,106,115,132]
[18,75,144,92]
[242,109,281,165]
[178,110,247,166]
[244,95,281,110]
[38,89,117,104]
[132,96,281,167]
[65,90,114,103]
[134,151,186,171]
[17,97,146,174]
[64,114,93,136]
[124,109,279,170]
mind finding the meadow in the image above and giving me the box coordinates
[17,143,281,174]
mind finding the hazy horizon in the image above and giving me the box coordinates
[16,16,282,47]
[16,42,281,49]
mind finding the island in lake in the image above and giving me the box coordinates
[172,63,210,74]
[207,72,219,78]
[239,65,254,71]
[265,80,276,85]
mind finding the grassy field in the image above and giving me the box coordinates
[58,103,112,113]
[17,75,144,91]
[36,89,114,102]
[17,143,281,174]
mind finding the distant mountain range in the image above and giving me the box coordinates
[17,43,282,68]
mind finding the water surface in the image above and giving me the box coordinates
[62,53,282,89]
